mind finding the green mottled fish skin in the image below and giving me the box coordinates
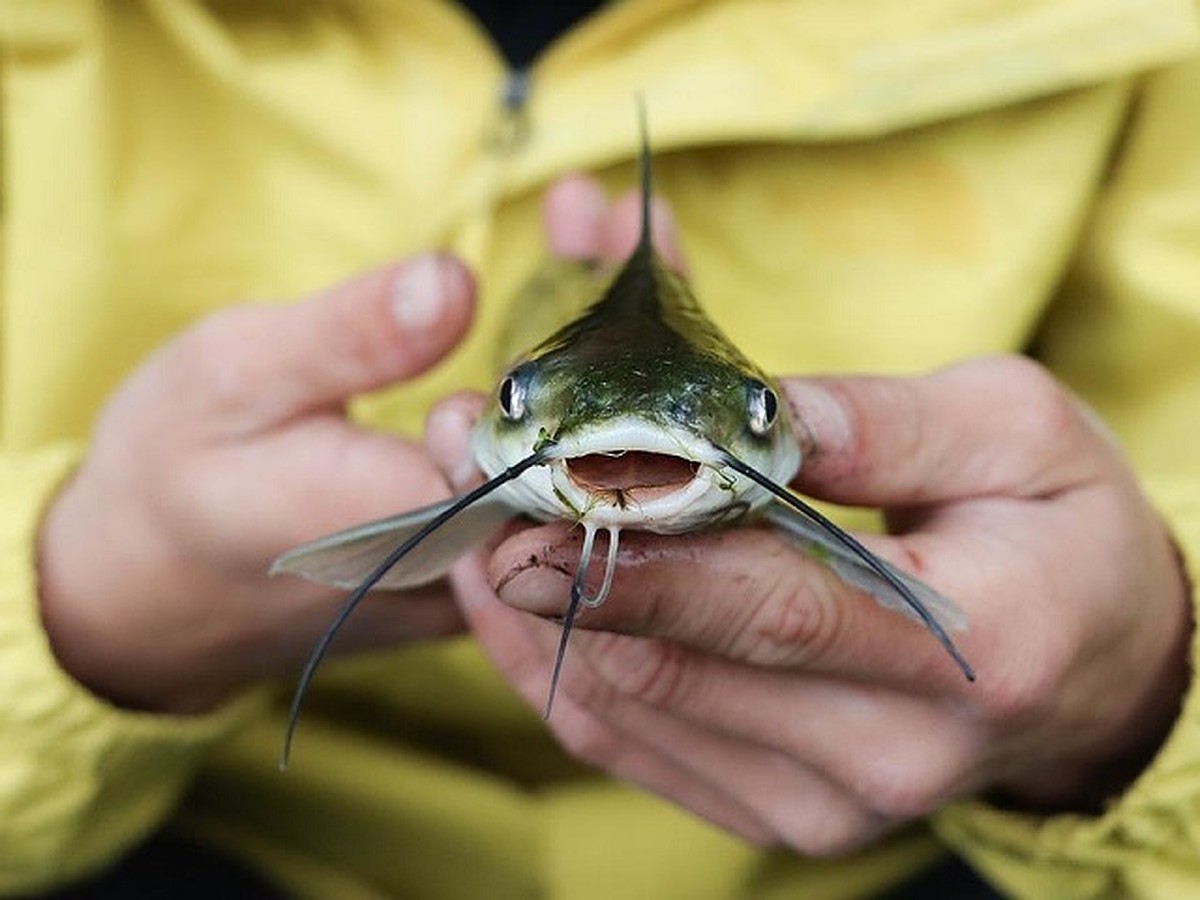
[491,257,614,369]
[491,243,787,463]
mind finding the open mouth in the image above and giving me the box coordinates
[565,451,700,507]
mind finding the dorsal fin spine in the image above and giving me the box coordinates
[636,96,652,255]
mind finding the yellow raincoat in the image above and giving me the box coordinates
[2,1,1200,897]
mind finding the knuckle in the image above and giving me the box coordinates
[818,378,924,483]
[977,662,1058,726]
[550,707,624,770]
[989,356,1083,447]
[850,756,953,820]
[843,726,977,820]
[737,573,842,667]
[1017,375,1076,436]
[590,632,697,710]
[181,306,260,360]
[778,808,879,858]
[750,757,900,857]
[872,380,926,466]
[318,292,403,377]
[172,306,269,408]
[990,353,1060,396]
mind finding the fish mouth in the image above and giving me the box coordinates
[565,451,701,507]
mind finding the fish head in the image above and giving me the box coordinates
[471,300,801,534]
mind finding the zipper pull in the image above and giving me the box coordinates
[488,68,532,154]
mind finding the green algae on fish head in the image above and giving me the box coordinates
[493,244,788,457]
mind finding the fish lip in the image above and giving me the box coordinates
[473,415,787,531]
[546,458,729,530]
[527,418,733,529]
[549,424,720,511]
[538,417,725,466]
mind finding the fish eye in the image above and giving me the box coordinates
[747,380,779,436]
[498,372,528,421]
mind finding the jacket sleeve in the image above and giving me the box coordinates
[933,57,1200,898]
[0,443,267,895]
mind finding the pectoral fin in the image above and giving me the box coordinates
[271,494,517,591]
[763,503,966,633]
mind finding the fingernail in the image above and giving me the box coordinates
[425,392,488,491]
[450,459,481,494]
[392,254,465,334]
[784,382,852,456]
[495,566,570,615]
[427,404,482,492]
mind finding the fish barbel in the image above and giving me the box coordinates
[273,106,973,769]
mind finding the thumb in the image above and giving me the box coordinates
[783,355,1114,507]
[184,253,475,422]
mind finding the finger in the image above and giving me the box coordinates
[425,391,488,492]
[449,557,777,845]
[543,692,779,847]
[275,580,466,659]
[179,253,475,424]
[490,524,978,692]
[542,174,607,260]
[462,553,891,854]
[783,355,1119,506]
[601,188,688,273]
[566,627,982,822]
[186,423,457,562]
[558,635,899,855]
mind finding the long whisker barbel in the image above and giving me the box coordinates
[279,447,552,770]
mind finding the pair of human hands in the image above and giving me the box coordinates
[36,175,1190,854]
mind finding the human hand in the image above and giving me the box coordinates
[37,256,475,715]
[439,178,1192,853]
